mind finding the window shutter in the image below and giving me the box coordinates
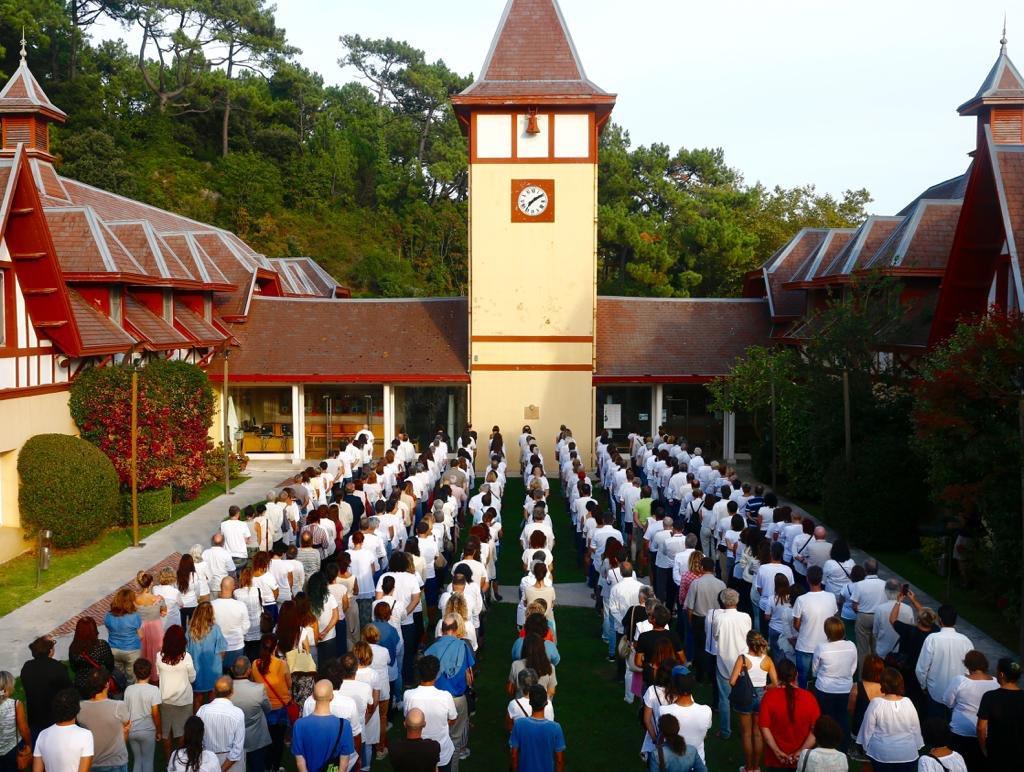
[992,109,1024,144]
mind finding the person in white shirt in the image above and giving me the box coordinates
[712,589,751,739]
[220,507,251,570]
[792,565,838,688]
[916,605,974,717]
[606,563,645,646]
[33,688,94,772]
[203,535,237,592]
[403,657,457,770]
[195,678,245,772]
[167,716,221,772]
[811,616,858,748]
[850,559,888,671]
[942,648,998,765]
[855,668,924,768]
[211,577,251,674]
[873,578,915,659]
[755,543,794,614]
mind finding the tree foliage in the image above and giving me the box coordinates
[1,2,870,297]
[913,311,1024,610]
[69,359,215,499]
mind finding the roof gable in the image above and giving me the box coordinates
[0,56,66,121]
[455,0,613,103]
[959,42,1024,115]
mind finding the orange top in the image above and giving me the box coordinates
[252,657,290,709]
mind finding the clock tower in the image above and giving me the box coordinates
[452,0,615,465]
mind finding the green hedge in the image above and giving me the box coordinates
[120,487,173,526]
[17,433,120,548]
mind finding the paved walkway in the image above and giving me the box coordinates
[732,463,1015,664]
[0,462,295,673]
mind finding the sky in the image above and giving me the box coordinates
[92,0,1014,214]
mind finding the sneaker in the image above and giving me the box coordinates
[375,749,389,761]
[606,655,616,662]
[459,748,471,760]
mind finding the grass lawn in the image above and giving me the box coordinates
[409,478,749,771]
[0,477,248,617]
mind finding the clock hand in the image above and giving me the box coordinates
[527,193,545,207]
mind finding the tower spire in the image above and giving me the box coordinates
[19,27,26,62]
[1002,14,1008,55]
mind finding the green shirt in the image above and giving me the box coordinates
[634,498,653,527]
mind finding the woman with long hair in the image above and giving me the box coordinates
[856,667,923,771]
[648,714,707,772]
[850,653,886,738]
[944,649,997,769]
[156,625,195,756]
[251,552,280,622]
[0,670,30,772]
[361,625,392,756]
[185,602,226,709]
[352,640,384,762]
[105,587,144,684]
[758,658,821,770]
[68,617,115,696]
[509,633,556,698]
[332,553,360,653]
[278,598,316,706]
[153,567,183,630]
[250,634,291,772]
[812,616,857,750]
[322,562,351,658]
[176,554,209,630]
[729,631,778,772]
[166,715,218,772]
[764,573,795,663]
[305,571,339,664]
[658,671,712,767]
[437,593,477,651]
[135,572,166,679]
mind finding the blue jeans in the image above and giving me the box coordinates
[602,606,616,657]
[94,766,129,772]
[795,650,813,689]
[715,669,732,737]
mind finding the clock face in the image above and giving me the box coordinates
[517,185,550,217]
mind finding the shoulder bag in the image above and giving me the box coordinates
[729,657,755,711]
[319,717,346,772]
[260,664,300,724]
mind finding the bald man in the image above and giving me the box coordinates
[197,677,245,771]
[292,680,355,772]
[805,526,833,570]
[212,576,250,673]
[389,707,441,771]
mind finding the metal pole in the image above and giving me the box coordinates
[770,381,777,490]
[1018,385,1024,657]
[131,367,139,547]
[842,369,852,465]
[223,349,231,495]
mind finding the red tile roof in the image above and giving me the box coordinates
[595,297,772,379]
[68,290,136,353]
[862,200,962,273]
[959,47,1024,115]
[786,229,856,286]
[455,0,613,104]
[44,208,146,277]
[222,296,469,381]
[0,59,66,120]
[124,295,190,349]
[762,229,828,318]
[173,301,226,346]
[817,217,904,280]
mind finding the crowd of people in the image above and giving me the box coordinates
[2,424,1023,772]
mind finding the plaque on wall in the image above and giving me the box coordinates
[524,404,540,420]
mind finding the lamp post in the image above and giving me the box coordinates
[130,364,140,547]
[223,347,232,495]
[324,393,334,451]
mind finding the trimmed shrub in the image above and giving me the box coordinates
[120,487,173,526]
[17,433,120,548]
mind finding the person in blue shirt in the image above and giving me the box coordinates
[292,680,356,772]
[423,615,476,763]
[646,714,706,772]
[511,614,561,666]
[509,685,565,772]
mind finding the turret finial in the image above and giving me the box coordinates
[19,27,26,62]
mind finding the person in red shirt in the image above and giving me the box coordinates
[757,659,820,770]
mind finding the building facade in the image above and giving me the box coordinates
[2,0,1016,562]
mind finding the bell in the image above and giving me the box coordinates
[525,111,541,135]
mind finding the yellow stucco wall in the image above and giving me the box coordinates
[470,371,595,468]
[468,154,598,466]
[0,389,78,563]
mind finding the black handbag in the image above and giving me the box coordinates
[729,658,755,710]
